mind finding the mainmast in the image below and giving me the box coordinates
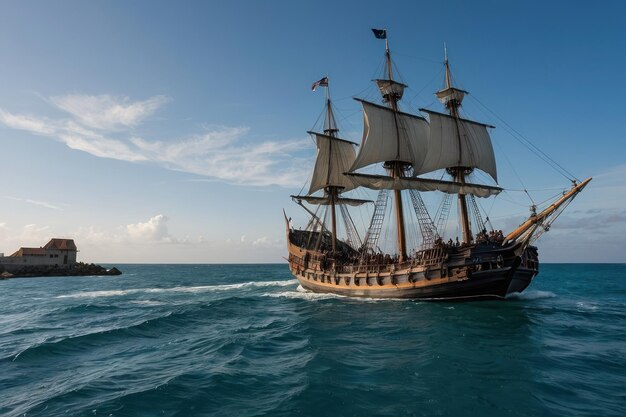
[377,30,408,262]
[346,33,501,258]
[437,52,473,244]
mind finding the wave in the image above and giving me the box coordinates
[56,279,298,299]
[507,290,556,300]
[8,311,178,362]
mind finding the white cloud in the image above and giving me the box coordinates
[0,94,311,187]
[0,224,53,251]
[252,236,282,247]
[74,226,123,245]
[252,236,269,246]
[126,214,174,242]
[74,214,177,246]
[50,94,169,130]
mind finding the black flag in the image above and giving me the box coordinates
[372,28,387,39]
[311,76,329,91]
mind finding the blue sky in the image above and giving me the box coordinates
[0,0,624,263]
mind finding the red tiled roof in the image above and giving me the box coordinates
[10,247,46,257]
[43,238,77,251]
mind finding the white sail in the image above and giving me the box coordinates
[291,195,372,207]
[308,132,358,195]
[349,99,430,172]
[346,173,502,198]
[418,109,498,181]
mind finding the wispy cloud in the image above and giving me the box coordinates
[0,109,147,162]
[4,196,63,210]
[0,94,311,187]
[49,94,170,130]
[0,110,56,135]
[131,128,307,186]
[553,210,626,230]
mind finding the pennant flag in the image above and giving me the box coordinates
[311,76,329,91]
[372,28,387,39]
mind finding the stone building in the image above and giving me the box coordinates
[0,238,78,272]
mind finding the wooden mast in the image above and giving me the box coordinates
[324,80,339,254]
[443,55,473,244]
[384,36,408,262]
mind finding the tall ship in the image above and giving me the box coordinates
[285,30,590,300]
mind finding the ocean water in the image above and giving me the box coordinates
[0,264,624,417]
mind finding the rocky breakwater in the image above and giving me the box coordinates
[0,262,122,279]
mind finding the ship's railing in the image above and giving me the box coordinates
[290,246,449,275]
[334,247,448,274]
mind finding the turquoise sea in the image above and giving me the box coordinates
[0,264,624,417]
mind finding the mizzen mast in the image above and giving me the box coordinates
[292,76,364,254]
[323,81,339,253]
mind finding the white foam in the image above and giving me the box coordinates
[575,301,599,311]
[507,290,556,300]
[130,300,167,306]
[263,285,412,302]
[57,280,298,299]
[57,289,136,298]
[263,286,346,301]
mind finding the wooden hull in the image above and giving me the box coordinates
[295,267,536,300]
[286,229,539,301]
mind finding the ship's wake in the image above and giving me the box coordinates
[56,279,299,299]
[507,290,556,300]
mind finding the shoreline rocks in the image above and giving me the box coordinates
[0,262,122,279]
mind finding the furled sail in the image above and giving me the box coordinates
[345,172,502,198]
[349,99,430,172]
[291,195,372,207]
[308,132,358,195]
[375,79,407,102]
[436,87,467,107]
[418,109,498,181]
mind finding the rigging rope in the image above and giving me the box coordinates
[468,94,579,182]
[405,66,446,111]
